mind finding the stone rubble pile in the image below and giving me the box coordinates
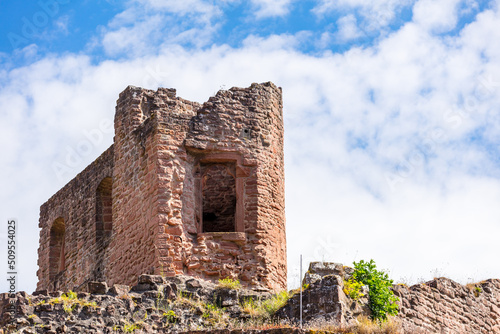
[1,274,270,334]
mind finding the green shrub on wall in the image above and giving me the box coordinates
[352,259,399,322]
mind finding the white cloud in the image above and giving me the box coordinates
[97,0,225,57]
[250,0,293,18]
[101,14,166,56]
[2,1,500,293]
[412,0,462,33]
[132,0,222,18]
[313,0,415,31]
[336,14,363,41]
[242,32,311,51]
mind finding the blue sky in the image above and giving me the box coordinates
[1,0,500,293]
[1,1,487,60]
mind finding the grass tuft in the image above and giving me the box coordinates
[217,278,242,290]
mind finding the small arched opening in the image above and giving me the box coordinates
[95,177,112,280]
[49,217,65,281]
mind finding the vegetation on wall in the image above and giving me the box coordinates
[343,277,365,300]
[351,259,399,322]
[217,278,242,290]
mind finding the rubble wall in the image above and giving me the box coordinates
[394,277,500,333]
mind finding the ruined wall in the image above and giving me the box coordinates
[146,88,202,280]
[278,262,500,334]
[180,83,286,291]
[37,82,286,293]
[105,86,201,287]
[394,277,500,333]
[37,146,114,291]
[149,82,286,291]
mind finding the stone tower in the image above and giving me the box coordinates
[36,82,286,292]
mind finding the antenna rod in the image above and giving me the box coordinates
[300,254,303,328]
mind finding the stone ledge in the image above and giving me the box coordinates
[199,232,247,242]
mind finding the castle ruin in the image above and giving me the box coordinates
[36,82,286,293]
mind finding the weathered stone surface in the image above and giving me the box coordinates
[0,275,283,333]
[108,284,130,296]
[214,288,239,308]
[163,283,178,300]
[277,273,369,327]
[37,82,286,293]
[186,278,202,290]
[87,281,108,294]
[302,262,352,285]
[394,277,500,333]
[278,262,500,334]
[139,274,166,285]
[6,269,500,333]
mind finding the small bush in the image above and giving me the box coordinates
[352,259,399,322]
[64,290,77,300]
[217,278,242,290]
[162,309,178,323]
[344,278,365,300]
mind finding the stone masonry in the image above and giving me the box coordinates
[5,263,499,333]
[277,262,500,333]
[393,277,500,333]
[37,82,286,293]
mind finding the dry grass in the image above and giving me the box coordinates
[239,290,292,320]
[307,315,403,334]
[241,298,267,318]
[225,317,293,331]
[354,316,402,334]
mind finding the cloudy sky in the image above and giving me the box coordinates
[1,0,500,293]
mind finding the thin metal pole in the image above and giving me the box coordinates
[299,254,303,328]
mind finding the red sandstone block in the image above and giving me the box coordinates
[204,270,220,276]
[164,225,183,236]
[187,262,201,270]
[492,304,500,317]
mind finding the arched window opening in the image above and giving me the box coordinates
[201,163,236,232]
[49,218,65,280]
[96,177,113,247]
